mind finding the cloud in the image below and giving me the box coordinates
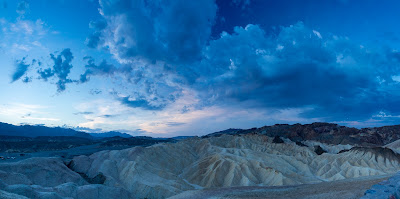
[90,0,217,64]
[86,20,107,48]
[71,126,103,133]
[14,0,400,127]
[21,116,60,121]
[74,111,94,115]
[8,19,47,36]
[14,49,74,92]
[101,114,118,118]
[176,22,400,121]
[21,76,31,83]
[1,17,49,57]
[21,113,31,118]
[72,89,322,136]
[85,20,400,123]
[16,0,29,15]
[0,103,57,122]
[165,122,185,127]
[90,89,102,95]
[11,57,30,82]
[79,56,117,83]
[118,96,165,110]
[80,15,400,124]
[35,49,74,91]
[37,68,54,81]
[51,49,74,91]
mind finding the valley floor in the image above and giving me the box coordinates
[170,174,392,199]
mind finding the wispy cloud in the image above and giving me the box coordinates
[0,103,59,122]
[16,0,29,15]
[74,111,94,115]
[11,57,30,82]
[73,90,321,136]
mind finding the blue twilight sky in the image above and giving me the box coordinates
[2,0,400,137]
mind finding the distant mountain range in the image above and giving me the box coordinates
[0,122,92,139]
[3,121,400,147]
[205,122,400,147]
[89,131,132,138]
[0,122,132,139]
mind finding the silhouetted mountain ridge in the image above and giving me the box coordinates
[89,131,132,138]
[0,122,92,138]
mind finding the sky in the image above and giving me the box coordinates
[2,0,400,137]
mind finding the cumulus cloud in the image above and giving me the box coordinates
[89,0,217,64]
[14,0,400,126]
[85,20,107,48]
[188,22,396,120]
[51,49,74,91]
[80,1,400,123]
[35,49,75,91]
[100,21,400,121]
[79,56,117,83]
[37,68,54,81]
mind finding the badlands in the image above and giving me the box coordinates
[1,123,400,198]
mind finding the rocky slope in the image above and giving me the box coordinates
[0,157,131,199]
[68,134,400,198]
